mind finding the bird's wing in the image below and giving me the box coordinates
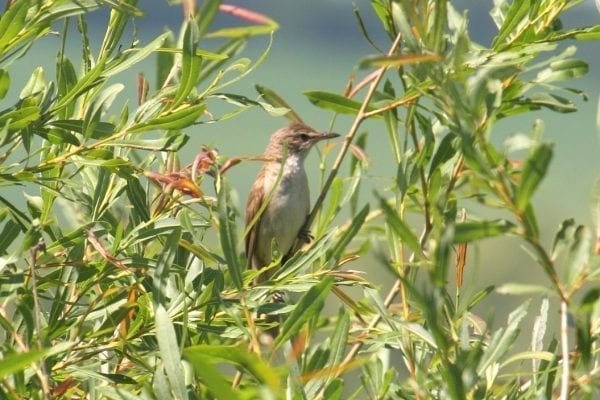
[245,169,265,269]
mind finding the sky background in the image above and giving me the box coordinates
[4,0,599,343]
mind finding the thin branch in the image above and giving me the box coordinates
[560,300,570,400]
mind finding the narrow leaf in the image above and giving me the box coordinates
[172,21,202,108]
[453,219,514,243]
[183,352,239,399]
[0,68,9,99]
[304,91,374,115]
[378,196,422,255]
[515,143,553,210]
[154,304,187,400]
[256,84,303,122]
[129,103,206,133]
[328,204,369,260]
[274,277,334,349]
[217,178,243,290]
[184,345,279,389]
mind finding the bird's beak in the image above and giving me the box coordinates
[313,132,340,141]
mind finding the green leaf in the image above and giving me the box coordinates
[183,351,240,400]
[197,38,245,84]
[184,345,279,390]
[515,143,553,210]
[319,177,344,235]
[0,348,50,379]
[256,84,303,122]
[453,219,514,243]
[359,53,441,69]
[105,32,171,76]
[563,225,591,287]
[179,239,221,265]
[390,2,418,50]
[576,289,600,366]
[20,67,46,99]
[0,106,40,132]
[491,0,531,48]
[378,196,422,255]
[129,103,206,133]
[172,21,202,108]
[156,30,176,90]
[217,178,243,290]
[0,68,9,99]
[528,93,577,113]
[478,301,530,374]
[197,0,222,37]
[107,133,188,151]
[154,304,187,400]
[327,307,350,370]
[41,128,81,146]
[304,91,374,115]
[535,59,589,83]
[429,133,458,175]
[52,60,106,113]
[0,0,28,55]
[274,277,334,349]
[496,283,552,295]
[328,204,369,260]
[210,93,289,116]
[0,219,21,254]
[121,218,208,249]
[154,229,182,305]
[126,176,150,223]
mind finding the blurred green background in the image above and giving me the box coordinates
[4,0,599,337]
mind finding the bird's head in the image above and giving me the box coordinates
[266,122,339,159]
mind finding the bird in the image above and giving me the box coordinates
[245,122,339,281]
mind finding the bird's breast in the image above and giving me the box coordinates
[260,161,310,255]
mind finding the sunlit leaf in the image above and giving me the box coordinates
[304,91,375,116]
[0,106,40,131]
[535,59,589,83]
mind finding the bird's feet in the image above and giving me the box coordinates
[298,228,314,244]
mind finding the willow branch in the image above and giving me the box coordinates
[304,32,403,232]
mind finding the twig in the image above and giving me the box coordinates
[559,300,570,400]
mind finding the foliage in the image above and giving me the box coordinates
[0,0,599,399]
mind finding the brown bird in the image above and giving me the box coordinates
[245,122,339,280]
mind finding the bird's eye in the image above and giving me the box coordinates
[299,133,310,141]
